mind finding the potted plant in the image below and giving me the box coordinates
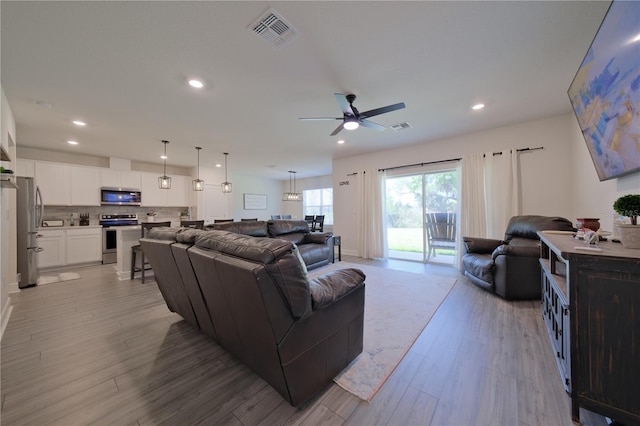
[146,211,157,222]
[613,194,640,249]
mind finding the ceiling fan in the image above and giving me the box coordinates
[299,93,406,136]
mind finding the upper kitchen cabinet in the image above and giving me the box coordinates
[35,162,70,205]
[16,159,35,177]
[140,173,167,207]
[140,173,188,207]
[166,175,188,207]
[70,166,100,206]
[101,169,141,190]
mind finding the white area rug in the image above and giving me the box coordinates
[37,272,81,286]
[308,262,456,401]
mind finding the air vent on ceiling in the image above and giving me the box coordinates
[249,8,299,49]
[390,122,412,132]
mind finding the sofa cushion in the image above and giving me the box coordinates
[298,244,331,267]
[195,230,291,264]
[462,253,494,284]
[309,268,366,310]
[210,220,269,237]
[176,228,204,244]
[268,220,310,237]
[146,227,180,241]
[504,215,574,241]
[195,230,312,320]
[463,237,503,254]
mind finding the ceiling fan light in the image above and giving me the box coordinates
[344,120,359,130]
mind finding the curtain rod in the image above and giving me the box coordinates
[377,146,543,172]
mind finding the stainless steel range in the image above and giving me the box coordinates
[99,214,139,264]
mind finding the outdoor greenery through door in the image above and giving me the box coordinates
[385,170,458,264]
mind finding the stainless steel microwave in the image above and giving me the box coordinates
[100,187,142,206]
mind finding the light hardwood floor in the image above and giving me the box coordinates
[1,256,606,425]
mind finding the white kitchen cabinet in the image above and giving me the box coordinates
[121,171,141,190]
[35,163,70,205]
[66,228,102,264]
[140,173,167,207]
[101,169,141,190]
[16,159,35,177]
[37,227,102,269]
[100,169,121,188]
[37,229,66,268]
[70,166,100,206]
[166,175,188,207]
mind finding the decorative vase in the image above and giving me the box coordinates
[147,216,155,222]
[576,218,600,232]
[618,224,640,249]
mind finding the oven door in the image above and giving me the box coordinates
[102,227,117,264]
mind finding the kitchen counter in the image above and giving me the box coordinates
[38,224,103,230]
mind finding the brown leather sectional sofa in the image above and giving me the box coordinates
[140,227,365,406]
[207,219,335,270]
[462,215,575,299]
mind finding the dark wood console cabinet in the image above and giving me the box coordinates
[538,232,640,425]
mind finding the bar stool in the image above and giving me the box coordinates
[180,220,204,229]
[131,221,171,283]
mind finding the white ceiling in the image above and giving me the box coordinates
[1,1,610,180]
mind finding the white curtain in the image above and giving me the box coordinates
[485,149,520,238]
[461,149,520,240]
[460,153,487,239]
[358,168,386,258]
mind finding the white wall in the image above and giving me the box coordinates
[333,114,577,256]
[191,166,284,222]
[569,116,640,236]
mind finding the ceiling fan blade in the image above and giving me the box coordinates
[360,119,387,131]
[360,102,406,119]
[299,117,342,121]
[334,93,355,116]
[330,123,345,136]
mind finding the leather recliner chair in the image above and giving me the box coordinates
[462,215,575,300]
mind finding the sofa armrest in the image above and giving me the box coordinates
[309,268,365,310]
[304,232,333,244]
[492,244,540,259]
[463,237,503,254]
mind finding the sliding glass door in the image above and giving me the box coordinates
[385,169,458,264]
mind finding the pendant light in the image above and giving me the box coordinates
[282,170,302,201]
[192,146,204,191]
[158,140,172,189]
[221,152,232,193]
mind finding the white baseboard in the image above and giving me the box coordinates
[1,296,13,342]
[8,280,19,294]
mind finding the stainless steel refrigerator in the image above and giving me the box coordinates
[16,176,44,288]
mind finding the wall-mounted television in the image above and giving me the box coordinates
[567,0,640,181]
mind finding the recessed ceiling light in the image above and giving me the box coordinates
[337,140,345,144]
[160,155,168,160]
[188,79,204,89]
[215,163,222,168]
[72,120,86,126]
[471,103,485,110]
[67,140,79,145]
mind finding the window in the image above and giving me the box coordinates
[303,188,333,225]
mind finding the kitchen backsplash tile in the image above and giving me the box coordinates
[42,206,189,226]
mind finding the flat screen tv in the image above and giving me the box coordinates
[567,0,640,181]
